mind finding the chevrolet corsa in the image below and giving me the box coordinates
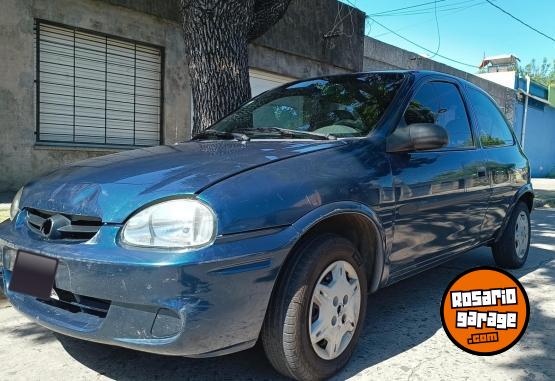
[0,71,533,380]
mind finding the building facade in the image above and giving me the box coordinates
[0,0,367,191]
[513,79,555,177]
[477,55,555,177]
[0,0,518,191]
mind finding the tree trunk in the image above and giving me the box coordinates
[180,0,292,135]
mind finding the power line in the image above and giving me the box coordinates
[372,1,485,37]
[346,0,479,68]
[429,0,441,58]
[372,1,484,17]
[368,0,448,16]
[367,16,478,68]
[369,0,481,17]
[485,0,555,43]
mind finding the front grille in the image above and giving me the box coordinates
[26,209,102,241]
[39,287,111,318]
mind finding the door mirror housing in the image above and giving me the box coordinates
[387,123,449,153]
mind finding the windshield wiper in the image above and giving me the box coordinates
[237,127,337,140]
[192,129,250,142]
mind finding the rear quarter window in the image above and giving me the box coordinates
[466,87,514,147]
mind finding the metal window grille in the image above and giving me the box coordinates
[35,20,164,147]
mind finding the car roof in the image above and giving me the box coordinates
[281,70,479,91]
[355,70,477,86]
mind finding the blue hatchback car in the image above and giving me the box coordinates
[1,71,533,380]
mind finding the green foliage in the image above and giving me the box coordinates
[518,57,555,86]
[480,134,506,147]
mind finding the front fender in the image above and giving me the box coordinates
[290,201,387,292]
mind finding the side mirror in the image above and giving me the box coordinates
[386,123,449,153]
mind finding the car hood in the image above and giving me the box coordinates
[20,140,343,223]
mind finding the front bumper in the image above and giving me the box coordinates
[0,217,296,357]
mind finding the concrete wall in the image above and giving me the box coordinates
[249,0,365,83]
[513,102,555,177]
[248,44,353,81]
[254,0,365,74]
[98,0,365,75]
[363,37,516,121]
[0,0,190,191]
[99,0,181,21]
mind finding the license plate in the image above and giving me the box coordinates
[9,251,58,299]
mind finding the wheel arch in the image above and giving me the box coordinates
[494,184,534,243]
[518,190,534,213]
[286,202,387,294]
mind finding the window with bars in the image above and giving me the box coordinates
[35,20,164,147]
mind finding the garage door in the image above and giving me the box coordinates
[249,69,296,96]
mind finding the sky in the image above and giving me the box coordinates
[340,0,555,74]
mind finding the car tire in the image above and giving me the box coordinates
[492,201,531,269]
[262,234,368,381]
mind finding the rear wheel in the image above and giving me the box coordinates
[492,201,531,269]
[262,234,367,381]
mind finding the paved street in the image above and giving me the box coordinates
[1,209,554,380]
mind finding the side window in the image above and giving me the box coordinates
[405,82,473,149]
[466,87,514,147]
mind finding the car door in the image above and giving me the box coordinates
[464,86,529,238]
[388,79,489,276]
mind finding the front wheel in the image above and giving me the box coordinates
[492,201,531,269]
[262,234,367,381]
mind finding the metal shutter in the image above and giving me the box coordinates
[36,21,163,147]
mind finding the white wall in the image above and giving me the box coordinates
[476,71,516,89]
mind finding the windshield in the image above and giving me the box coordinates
[202,73,406,140]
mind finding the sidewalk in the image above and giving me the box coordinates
[532,177,555,190]
[0,192,15,210]
[532,178,555,208]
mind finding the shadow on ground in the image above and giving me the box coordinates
[339,208,555,379]
[534,189,555,208]
[4,210,555,380]
[4,321,58,345]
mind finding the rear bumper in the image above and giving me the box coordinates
[0,218,296,357]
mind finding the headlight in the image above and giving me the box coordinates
[121,199,216,249]
[9,187,23,220]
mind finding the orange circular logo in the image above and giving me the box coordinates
[440,267,529,355]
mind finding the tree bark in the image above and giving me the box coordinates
[247,0,292,43]
[180,0,292,135]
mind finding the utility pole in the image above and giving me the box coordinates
[520,75,530,149]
